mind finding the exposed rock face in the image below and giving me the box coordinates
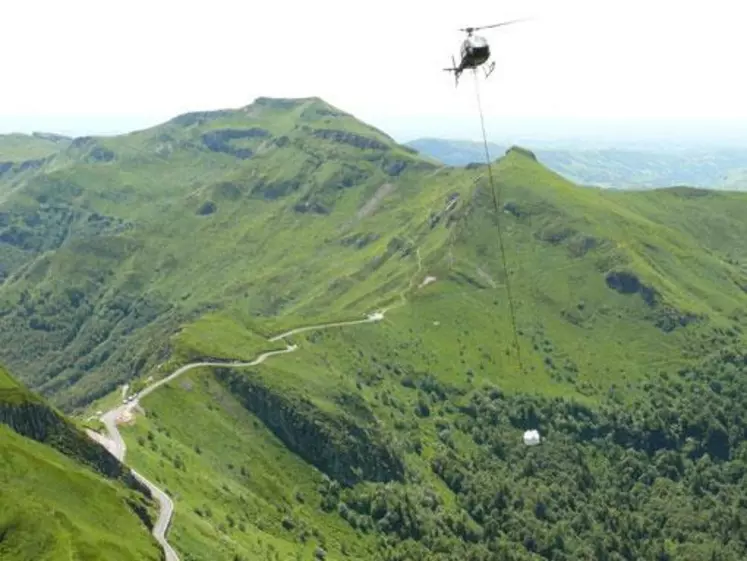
[200,127,270,159]
[311,128,391,151]
[216,368,405,486]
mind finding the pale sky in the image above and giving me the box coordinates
[1,0,746,145]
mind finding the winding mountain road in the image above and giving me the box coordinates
[85,310,388,561]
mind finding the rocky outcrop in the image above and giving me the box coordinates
[200,128,270,159]
[311,128,390,151]
[216,368,405,487]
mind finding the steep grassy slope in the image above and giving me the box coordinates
[0,365,161,561]
[121,363,386,561]
[0,364,128,480]
[407,137,747,190]
[0,426,162,561]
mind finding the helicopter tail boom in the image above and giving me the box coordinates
[443,55,461,87]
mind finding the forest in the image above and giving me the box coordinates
[314,346,747,561]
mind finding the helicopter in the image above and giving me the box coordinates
[443,18,528,87]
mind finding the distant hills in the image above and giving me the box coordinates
[406,137,747,190]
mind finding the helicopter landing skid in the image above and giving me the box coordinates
[483,61,496,79]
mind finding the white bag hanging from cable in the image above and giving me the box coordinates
[523,429,541,446]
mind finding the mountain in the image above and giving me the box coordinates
[0,96,435,409]
[0,364,161,561]
[3,97,747,560]
[407,137,747,190]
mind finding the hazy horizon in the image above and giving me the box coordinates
[2,0,745,151]
[3,107,747,153]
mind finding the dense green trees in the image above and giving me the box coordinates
[315,348,747,560]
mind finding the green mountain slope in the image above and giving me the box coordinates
[0,365,161,561]
[3,97,747,560]
[0,132,71,162]
[0,97,746,412]
[0,96,439,409]
[118,334,747,561]
[407,137,747,190]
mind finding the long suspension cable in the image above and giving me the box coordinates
[472,69,525,374]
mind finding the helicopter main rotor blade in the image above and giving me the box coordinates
[460,17,531,33]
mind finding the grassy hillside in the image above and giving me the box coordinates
[0,132,71,162]
[407,137,747,190]
[0,426,162,561]
[0,365,161,561]
[2,97,747,560]
[2,98,746,415]
[0,96,446,409]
